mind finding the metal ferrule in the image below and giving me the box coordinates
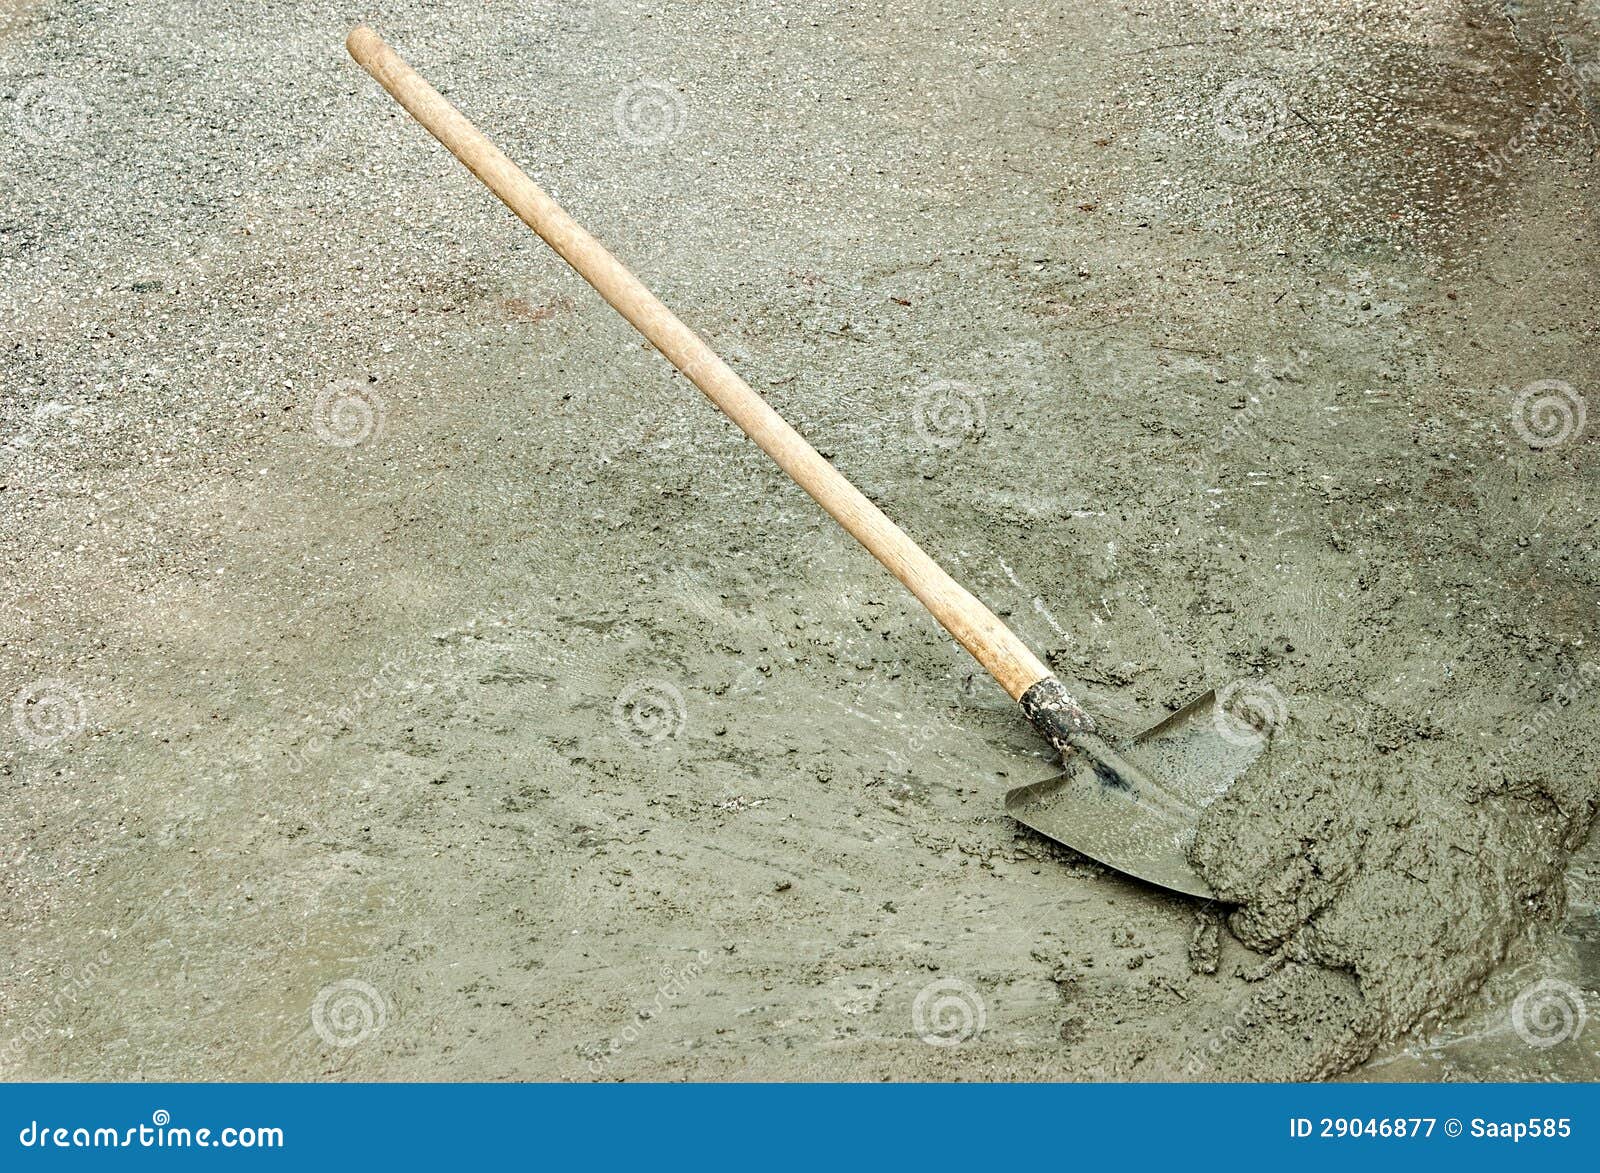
[1019,676,1096,755]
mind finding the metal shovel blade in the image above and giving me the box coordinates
[1004,690,1266,899]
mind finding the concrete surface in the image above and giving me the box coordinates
[2,0,1596,1079]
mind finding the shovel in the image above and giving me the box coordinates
[346,26,1270,900]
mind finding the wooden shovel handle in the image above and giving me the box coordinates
[345,26,1057,704]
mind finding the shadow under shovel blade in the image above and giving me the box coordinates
[1004,690,1267,900]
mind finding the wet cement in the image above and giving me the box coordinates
[1171,0,1600,1075]
[1,0,1596,1079]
